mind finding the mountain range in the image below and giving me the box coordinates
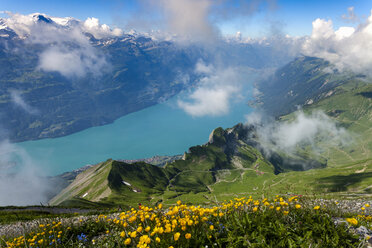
[49,55,372,207]
[0,13,295,142]
[1,13,371,209]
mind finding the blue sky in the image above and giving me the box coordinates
[0,0,370,37]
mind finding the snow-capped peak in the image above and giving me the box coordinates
[0,19,7,30]
[32,13,54,24]
[50,16,76,26]
[0,12,125,40]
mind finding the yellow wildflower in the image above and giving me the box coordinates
[130,231,137,238]
[174,232,181,241]
[139,235,151,244]
[346,218,358,226]
[124,238,131,245]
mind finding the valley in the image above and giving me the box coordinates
[47,56,372,209]
[0,14,292,143]
[1,3,372,247]
[15,89,253,175]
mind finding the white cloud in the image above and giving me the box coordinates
[34,27,109,78]
[245,111,264,126]
[154,0,218,42]
[178,85,238,117]
[2,12,123,39]
[177,61,244,117]
[246,110,349,153]
[38,46,108,78]
[1,12,120,78]
[10,90,39,115]
[252,87,262,97]
[1,11,35,37]
[83,17,123,39]
[0,140,49,206]
[272,111,348,150]
[302,10,372,77]
[147,0,276,43]
[195,61,214,74]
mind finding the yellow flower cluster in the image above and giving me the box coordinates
[5,221,63,248]
[5,196,371,248]
[103,200,224,248]
[103,196,308,247]
[346,218,358,226]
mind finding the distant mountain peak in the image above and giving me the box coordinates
[0,12,124,40]
[32,13,54,24]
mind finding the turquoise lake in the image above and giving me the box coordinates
[17,90,253,176]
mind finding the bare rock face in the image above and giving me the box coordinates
[208,129,215,144]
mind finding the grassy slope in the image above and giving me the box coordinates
[309,82,372,167]
[51,124,329,208]
[51,74,372,208]
[49,161,114,205]
[256,56,357,116]
[261,81,372,199]
[159,80,372,203]
[50,126,279,207]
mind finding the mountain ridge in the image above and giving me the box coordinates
[49,122,327,207]
[49,55,372,208]
[256,56,365,117]
[0,12,297,142]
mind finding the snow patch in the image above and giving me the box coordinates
[122,181,131,186]
[325,90,334,97]
[50,17,75,26]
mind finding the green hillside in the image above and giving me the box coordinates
[257,56,363,116]
[275,80,372,197]
[257,57,372,198]
[303,82,372,167]
[50,56,372,208]
[50,123,327,207]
